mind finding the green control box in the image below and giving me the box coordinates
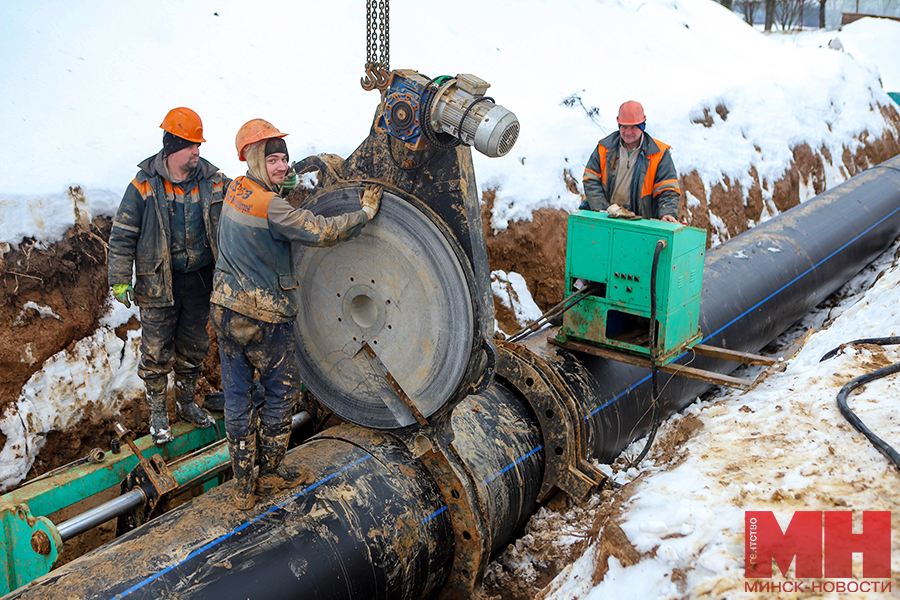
[558,211,707,365]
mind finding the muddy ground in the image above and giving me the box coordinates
[1,119,899,591]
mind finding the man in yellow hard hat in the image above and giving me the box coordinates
[211,118,382,510]
[108,107,230,444]
[582,100,681,222]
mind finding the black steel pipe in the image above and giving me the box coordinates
[4,381,542,599]
[548,156,900,462]
[5,156,900,600]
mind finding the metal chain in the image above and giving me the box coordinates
[362,0,390,91]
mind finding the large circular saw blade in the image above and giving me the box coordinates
[292,186,475,429]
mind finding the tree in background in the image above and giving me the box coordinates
[735,0,763,24]
[765,0,775,29]
[775,0,803,29]
[720,0,825,29]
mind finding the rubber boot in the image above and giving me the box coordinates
[227,432,257,511]
[145,377,174,445]
[175,373,216,429]
[255,428,310,497]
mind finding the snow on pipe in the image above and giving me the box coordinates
[5,156,900,599]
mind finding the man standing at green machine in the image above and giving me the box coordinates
[581,100,681,222]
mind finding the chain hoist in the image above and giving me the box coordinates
[362,0,390,91]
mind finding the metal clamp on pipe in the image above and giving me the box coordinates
[495,340,604,503]
[113,423,178,535]
[409,433,491,599]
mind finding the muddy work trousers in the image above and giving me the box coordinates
[138,264,213,382]
[210,304,302,440]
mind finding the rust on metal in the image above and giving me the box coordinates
[361,341,429,425]
[417,442,490,599]
[692,343,776,366]
[115,423,178,501]
[548,337,755,389]
[30,530,51,556]
[495,341,603,503]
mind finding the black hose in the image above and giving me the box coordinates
[506,282,598,343]
[456,96,494,142]
[418,76,460,151]
[820,336,900,361]
[836,361,900,470]
[385,132,439,172]
[629,239,666,468]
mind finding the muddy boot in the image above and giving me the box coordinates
[256,429,310,497]
[175,373,216,429]
[145,377,174,445]
[227,432,257,511]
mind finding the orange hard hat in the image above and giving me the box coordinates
[235,119,288,161]
[617,101,646,126]
[160,107,206,143]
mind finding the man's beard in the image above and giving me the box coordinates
[181,156,199,172]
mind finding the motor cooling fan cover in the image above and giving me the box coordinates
[292,186,476,429]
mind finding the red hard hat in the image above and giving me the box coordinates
[160,107,206,143]
[617,101,646,126]
[235,119,288,161]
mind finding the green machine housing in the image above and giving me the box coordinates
[557,211,707,365]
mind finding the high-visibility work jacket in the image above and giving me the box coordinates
[211,175,369,323]
[108,151,227,307]
[582,131,681,219]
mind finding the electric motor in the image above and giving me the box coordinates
[376,70,519,158]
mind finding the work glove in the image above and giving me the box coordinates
[607,204,641,220]
[112,283,135,308]
[281,171,300,191]
[360,185,382,220]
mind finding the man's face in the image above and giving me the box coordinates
[266,152,289,185]
[619,124,643,149]
[169,143,200,173]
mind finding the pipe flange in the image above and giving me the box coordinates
[495,341,604,503]
[412,435,491,599]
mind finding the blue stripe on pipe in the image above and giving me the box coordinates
[421,505,448,523]
[483,444,544,485]
[112,455,373,599]
[584,201,900,421]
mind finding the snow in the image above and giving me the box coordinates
[538,243,900,598]
[491,269,544,327]
[2,1,898,241]
[2,0,900,595]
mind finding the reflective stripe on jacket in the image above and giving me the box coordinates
[582,131,680,219]
[107,152,227,307]
[211,175,369,323]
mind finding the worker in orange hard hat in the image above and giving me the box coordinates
[581,100,681,222]
[108,107,231,445]
[211,118,382,510]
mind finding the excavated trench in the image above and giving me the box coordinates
[1,121,899,589]
[3,130,900,478]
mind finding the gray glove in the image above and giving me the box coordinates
[360,185,382,219]
[607,204,641,220]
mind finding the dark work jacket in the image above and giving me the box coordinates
[108,152,228,307]
[582,131,681,219]
[211,175,369,323]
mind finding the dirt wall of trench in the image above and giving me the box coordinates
[485,107,900,336]
[2,112,900,483]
